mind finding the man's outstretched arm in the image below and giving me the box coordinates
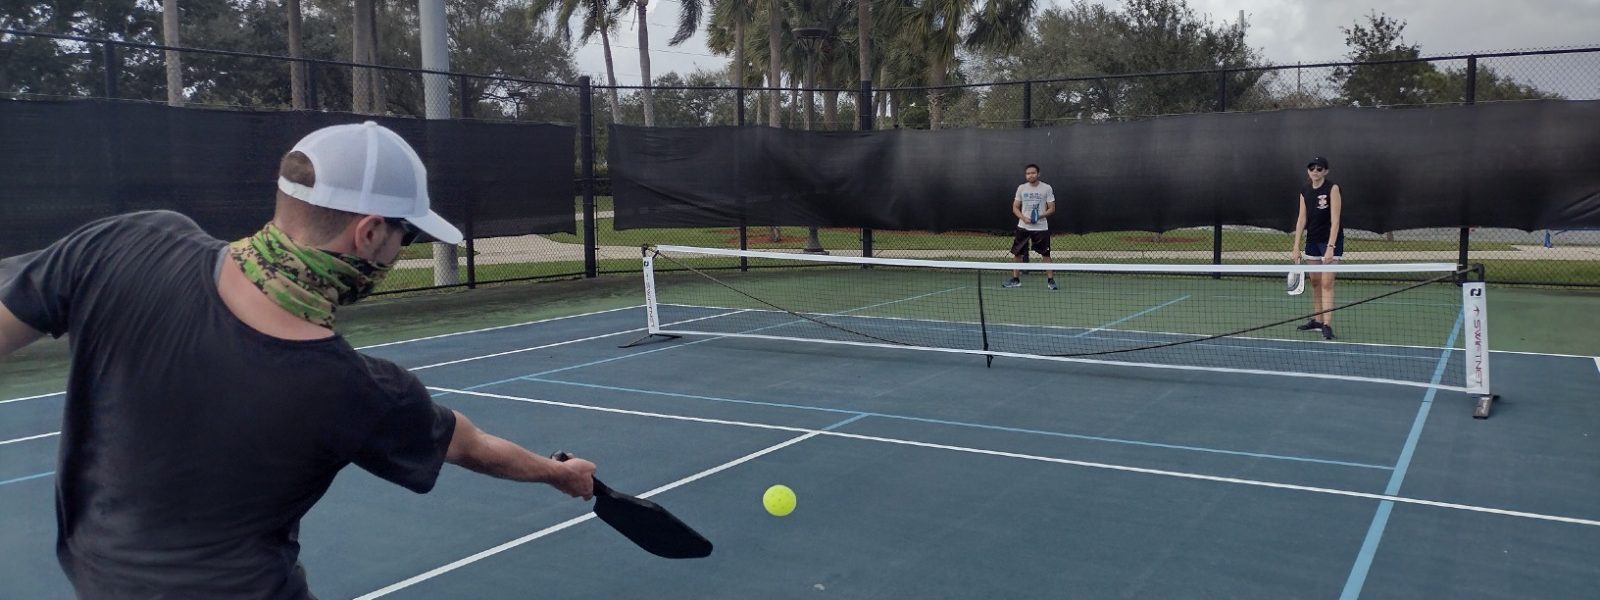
[445,410,596,500]
[0,301,43,360]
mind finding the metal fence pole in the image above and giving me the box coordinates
[1022,80,1033,129]
[1212,69,1228,278]
[737,86,749,270]
[1459,56,1477,276]
[457,74,471,118]
[861,79,875,260]
[580,76,598,278]
[102,42,118,98]
[306,66,319,110]
[465,202,477,288]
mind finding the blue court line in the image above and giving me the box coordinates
[518,377,1393,471]
[1,471,54,487]
[1071,295,1191,338]
[1338,308,1464,600]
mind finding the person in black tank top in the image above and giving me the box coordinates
[1290,156,1343,340]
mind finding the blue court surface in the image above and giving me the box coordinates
[3,305,1600,599]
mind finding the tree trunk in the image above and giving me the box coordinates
[368,2,384,114]
[352,0,373,113]
[636,1,655,126]
[767,0,781,127]
[288,0,305,109]
[162,0,182,107]
[856,0,870,130]
[928,60,946,130]
[733,22,745,118]
[823,90,837,130]
[790,83,799,128]
[600,26,621,124]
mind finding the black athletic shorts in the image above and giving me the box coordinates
[1010,229,1051,257]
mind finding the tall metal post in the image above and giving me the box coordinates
[580,76,598,277]
[102,43,118,98]
[1459,56,1478,276]
[860,79,874,260]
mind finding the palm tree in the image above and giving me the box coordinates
[898,0,1034,129]
[533,0,625,124]
[611,0,704,126]
[707,0,763,121]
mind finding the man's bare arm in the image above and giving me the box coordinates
[0,301,43,360]
[445,410,595,499]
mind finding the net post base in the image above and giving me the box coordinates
[619,333,682,349]
[1473,394,1498,419]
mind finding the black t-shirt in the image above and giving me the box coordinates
[0,211,456,599]
[1300,180,1344,246]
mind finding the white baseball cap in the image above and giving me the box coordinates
[276,121,463,244]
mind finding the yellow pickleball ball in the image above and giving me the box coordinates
[763,484,796,517]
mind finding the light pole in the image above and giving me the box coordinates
[793,26,830,254]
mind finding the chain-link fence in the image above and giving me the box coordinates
[4,28,1596,289]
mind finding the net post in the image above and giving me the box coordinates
[862,229,873,262]
[1456,227,1470,284]
[1462,264,1495,418]
[622,246,680,348]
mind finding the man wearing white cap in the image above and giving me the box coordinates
[0,122,596,598]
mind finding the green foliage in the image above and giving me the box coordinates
[2,0,579,119]
[974,0,1262,124]
[1330,12,1430,107]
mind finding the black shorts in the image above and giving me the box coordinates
[1010,229,1051,257]
[1304,240,1345,261]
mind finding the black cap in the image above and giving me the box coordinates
[1307,156,1329,169]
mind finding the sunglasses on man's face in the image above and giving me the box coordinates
[1308,166,1326,172]
[385,218,422,246]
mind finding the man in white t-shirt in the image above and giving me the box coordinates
[1003,163,1057,290]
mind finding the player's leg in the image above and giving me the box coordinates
[1319,242,1342,339]
[1006,229,1027,287]
[1035,231,1057,290]
[1298,244,1326,331]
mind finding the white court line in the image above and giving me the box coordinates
[1594,357,1599,380]
[354,305,642,350]
[0,432,59,446]
[409,311,743,371]
[0,307,736,406]
[428,387,1600,529]
[0,391,65,405]
[356,426,830,599]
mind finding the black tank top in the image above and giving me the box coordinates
[1300,180,1342,245]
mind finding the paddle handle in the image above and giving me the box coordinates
[551,451,610,496]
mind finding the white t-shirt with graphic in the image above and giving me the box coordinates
[1015,182,1056,231]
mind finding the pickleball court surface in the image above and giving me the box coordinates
[3,300,1599,599]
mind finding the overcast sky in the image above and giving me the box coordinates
[572,0,1600,87]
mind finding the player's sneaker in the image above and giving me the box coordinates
[1046,278,1059,291]
[1321,324,1336,340]
[1002,277,1021,288]
[1296,319,1323,331]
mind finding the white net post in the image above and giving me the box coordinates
[643,247,661,334]
[1463,280,1495,417]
